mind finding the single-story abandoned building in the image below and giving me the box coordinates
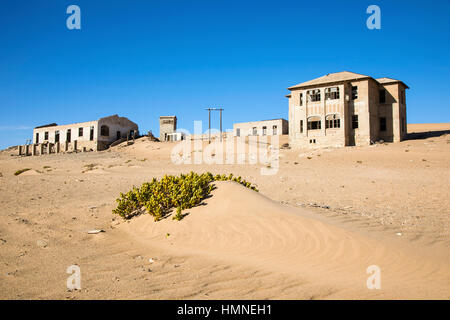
[233,119,289,137]
[286,71,408,148]
[25,114,138,155]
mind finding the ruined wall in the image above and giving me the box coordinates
[97,115,139,149]
[31,115,138,153]
[349,79,371,146]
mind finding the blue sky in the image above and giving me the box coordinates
[0,0,449,149]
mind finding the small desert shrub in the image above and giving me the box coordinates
[83,163,97,171]
[112,172,258,221]
[172,206,183,221]
[14,168,31,176]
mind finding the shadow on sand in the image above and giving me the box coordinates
[405,130,450,141]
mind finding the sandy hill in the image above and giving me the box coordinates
[122,181,450,299]
[0,123,448,299]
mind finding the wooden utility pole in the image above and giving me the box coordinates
[205,108,224,143]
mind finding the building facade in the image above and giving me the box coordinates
[233,119,289,137]
[286,71,408,148]
[32,114,138,152]
[159,116,177,141]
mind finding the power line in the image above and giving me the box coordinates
[205,108,224,143]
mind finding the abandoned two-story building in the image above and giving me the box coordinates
[31,114,138,154]
[286,71,408,148]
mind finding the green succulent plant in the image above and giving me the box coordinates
[112,172,258,221]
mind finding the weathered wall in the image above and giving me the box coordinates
[33,121,98,145]
[97,115,139,148]
[289,83,347,149]
[159,116,177,141]
[32,115,138,152]
[233,119,288,137]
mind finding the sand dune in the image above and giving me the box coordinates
[123,181,450,299]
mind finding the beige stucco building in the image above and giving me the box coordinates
[31,114,138,153]
[233,119,289,137]
[159,116,178,141]
[286,71,408,148]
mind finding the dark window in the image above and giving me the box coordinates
[272,125,277,135]
[117,131,121,140]
[307,89,321,102]
[352,115,359,129]
[351,86,358,100]
[300,120,303,133]
[307,117,321,130]
[55,130,60,143]
[90,126,94,141]
[100,125,109,136]
[66,129,71,142]
[379,89,386,104]
[79,127,83,137]
[380,117,387,131]
[325,114,340,129]
[44,131,49,140]
[299,93,303,106]
[325,87,340,100]
[236,128,240,137]
[252,127,257,135]
[262,126,267,136]
[35,133,39,143]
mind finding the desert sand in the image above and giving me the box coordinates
[0,123,449,299]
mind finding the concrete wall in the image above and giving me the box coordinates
[233,119,288,137]
[33,121,99,151]
[97,115,139,149]
[289,83,348,148]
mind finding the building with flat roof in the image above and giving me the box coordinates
[233,118,288,137]
[159,116,178,141]
[31,114,138,153]
[286,71,408,148]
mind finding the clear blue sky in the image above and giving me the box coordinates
[0,0,449,149]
